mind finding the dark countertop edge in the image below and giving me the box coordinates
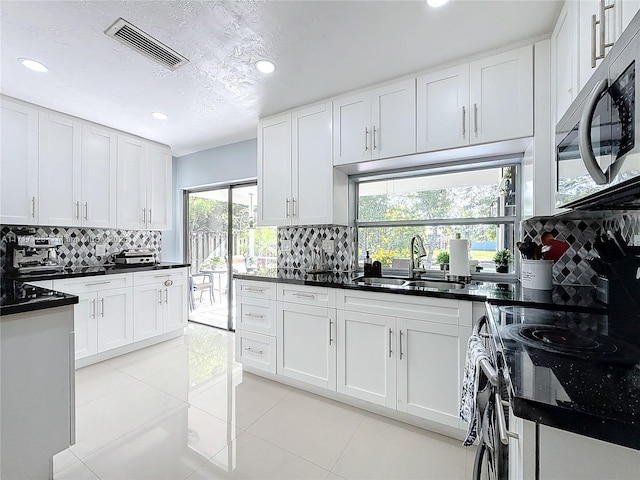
[512,397,640,451]
[10,263,191,282]
[0,288,79,316]
[234,273,490,302]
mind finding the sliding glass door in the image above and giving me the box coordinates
[185,182,276,330]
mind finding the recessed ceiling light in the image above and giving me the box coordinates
[18,58,48,73]
[427,0,450,7]
[255,60,276,74]
[152,112,168,120]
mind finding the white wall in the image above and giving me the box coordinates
[162,138,257,262]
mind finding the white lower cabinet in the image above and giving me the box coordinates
[396,318,470,428]
[96,287,134,352]
[336,310,396,408]
[277,301,337,390]
[74,292,99,358]
[237,330,277,374]
[133,269,188,340]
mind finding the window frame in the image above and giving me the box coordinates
[354,161,522,279]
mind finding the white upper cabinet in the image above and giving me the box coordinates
[146,143,172,230]
[619,0,640,32]
[417,65,470,151]
[116,134,171,230]
[333,79,416,166]
[0,98,39,225]
[469,46,534,144]
[552,1,579,123]
[417,46,533,152]
[258,103,347,227]
[81,123,117,228]
[38,112,82,226]
[293,102,347,226]
[258,113,292,226]
[117,134,147,230]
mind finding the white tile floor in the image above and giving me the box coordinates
[54,323,476,480]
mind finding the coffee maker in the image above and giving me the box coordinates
[11,235,65,274]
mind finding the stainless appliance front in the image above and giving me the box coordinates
[556,10,640,209]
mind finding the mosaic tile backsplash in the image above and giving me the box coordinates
[278,225,356,272]
[0,225,161,273]
[521,211,640,285]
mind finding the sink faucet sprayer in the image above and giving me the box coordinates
[409,235,427,279]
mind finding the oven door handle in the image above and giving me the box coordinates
[495,393,520,445]
[480,358,498,387]
[578,79,609,185]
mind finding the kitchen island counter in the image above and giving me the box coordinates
[0,277,78,316]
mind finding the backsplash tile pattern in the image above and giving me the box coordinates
[521,211,640,285]
[278,225,356,272]
[0,225,161,273]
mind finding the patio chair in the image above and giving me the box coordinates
[189,272,215,310]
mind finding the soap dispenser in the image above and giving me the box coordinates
[364,251,373,276]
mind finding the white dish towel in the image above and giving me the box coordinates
[460,334,491,446]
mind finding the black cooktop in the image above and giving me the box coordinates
[486,303,640,450]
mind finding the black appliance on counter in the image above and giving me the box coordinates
[472,302,640,479]
[556,10,640,209]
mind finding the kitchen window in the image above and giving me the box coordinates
[356,163,519,274]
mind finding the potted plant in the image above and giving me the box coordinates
[493,249,513,273]
[436,251,450,270]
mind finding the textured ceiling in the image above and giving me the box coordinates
[0,0,562,157]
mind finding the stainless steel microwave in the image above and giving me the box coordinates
[556,11,640,209]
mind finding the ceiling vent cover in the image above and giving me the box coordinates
[105,18,189,70]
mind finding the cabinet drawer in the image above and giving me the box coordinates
[54,273,130,294]
[277,283,335,308]
[236,330,276,374]
[237,280,276,300]
[237,298,276,336]
[134,268,187,286]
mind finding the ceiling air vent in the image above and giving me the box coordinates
[104,18,189,71]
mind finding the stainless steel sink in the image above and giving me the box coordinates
[403,280,466,290]
[353,276,408,286]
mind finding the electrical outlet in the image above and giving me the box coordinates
[634,234,640,247]
[96,244,106,256]
[322,239,335,251]
[281,239,291,250]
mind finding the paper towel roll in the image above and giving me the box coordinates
[449,238,470,277]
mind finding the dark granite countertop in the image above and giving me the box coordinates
[5,262,191,282]
[235,269,609,310]
[486,303,640,450]
[0,278,78,316]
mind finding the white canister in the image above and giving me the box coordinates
[520,260,553,290]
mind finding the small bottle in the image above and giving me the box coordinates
[364,251,373,276]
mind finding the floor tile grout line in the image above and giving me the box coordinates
[327,410,367,474]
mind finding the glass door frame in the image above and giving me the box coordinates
[183,180,257,331]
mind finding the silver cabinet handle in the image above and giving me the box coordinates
[142,208,147,224]
[399,330,404,360]
[154,274,171,278]
[158,289,163,305]
[165,288,168,304]
[473,103,478,136]
[84,202,88,220]
[599,0,614,59]
[579,79,609,185]
[244,313,265,319]
[100,298,105,317]
[495,394,519,445]
[329,318,333,345]
[91,298,96,319]
[591,13,598,68]
[462,106,466,138]
[31,196,35,218]
[372,125,377,150]
[244,346,264,355]
[245,287,265,293]
[365,127,369,152]
[292,197,296,218]
[388,328,392,358]
[69,331,76,446]
[85,281,111,287]
[292,292,315,299]
[149,208,152,224]
[75,201,80,220]
[285,198,290,218]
